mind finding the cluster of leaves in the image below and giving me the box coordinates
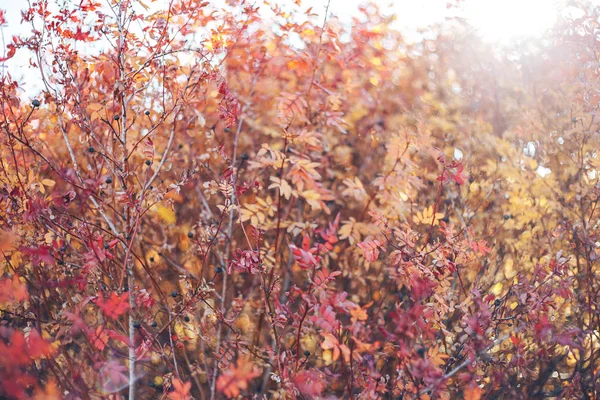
[1,0,600,399]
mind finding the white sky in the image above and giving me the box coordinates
[0,0,572,97]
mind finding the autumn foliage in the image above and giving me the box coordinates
[1,0,600,399]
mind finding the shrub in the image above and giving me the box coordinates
[0,1,599,398]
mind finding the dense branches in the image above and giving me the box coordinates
[1,0,600,399]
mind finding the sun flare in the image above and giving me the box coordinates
[464,0,564,42]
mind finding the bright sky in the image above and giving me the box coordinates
[1,0,569,96]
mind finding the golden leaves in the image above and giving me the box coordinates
[41,179,55,188]
[299,190,321,211]
[342,177,367,202]
[240,196,276,227]
[339,217,374,245]
[268,177,293,200]
[253,144,287,170]
[413,206,444,226]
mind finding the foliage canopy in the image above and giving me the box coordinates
[1,0,600,399]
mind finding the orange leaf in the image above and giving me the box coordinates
[169,379,191,400]
[216,356,262,398]
[464,386,483,400]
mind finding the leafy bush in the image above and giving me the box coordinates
[1,1,599,399]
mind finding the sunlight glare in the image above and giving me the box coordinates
[464,0,563,42]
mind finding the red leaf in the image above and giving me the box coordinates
[358,239,384,262]
[289,234,319,269]
[293,370,326,397]
[89,326,109,351]
[95,291,130,319]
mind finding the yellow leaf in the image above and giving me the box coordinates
[44,232,54,245]
[234,313,252,333]
[490,282,503,296]
[300,190,322,210]
[322,349,333,365]
[156,205,176,224]
[300,190,320,201]
[397,190,409,201]
[268,177,293,200]
[41,179,56,187]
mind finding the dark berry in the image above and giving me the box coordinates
[103,243,109,249]
[241,152,249,161]
[114,114,120,121]
[187,232,193,239]
[151,321,157,327]
[303,350,310,357]
[184,316,190,322]
[170,291,178,298]
[133,322,141,329]
[88,146,95,153]
[216,267,223,273]
[149,257,155,263]
[105,177,113,184]
[32,99,41,108]
[417,346,427,358]
[145,110,150,116]
[494,299,502,307]
[145,160,152,166]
